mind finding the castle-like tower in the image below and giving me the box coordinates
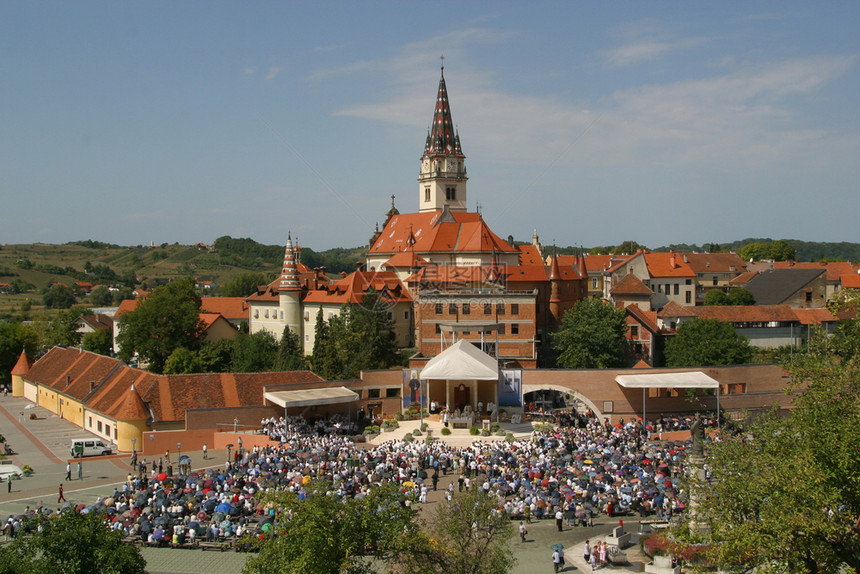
[418,66,468,212]
[278,234,303,338]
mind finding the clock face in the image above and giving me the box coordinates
[447,159,458,171]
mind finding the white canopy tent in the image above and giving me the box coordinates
[615,371,721,426]
[420,339,499,381]
[264,386,359,409]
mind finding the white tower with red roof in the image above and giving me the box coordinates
[418,64,468,212]
[278,234,303,339]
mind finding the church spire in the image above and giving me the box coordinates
[279,234,301,292]
[426,64,460,156]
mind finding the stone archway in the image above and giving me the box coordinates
[522,384,603,420]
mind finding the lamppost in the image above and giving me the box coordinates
[177,442,182,475]
[131,437,136,470]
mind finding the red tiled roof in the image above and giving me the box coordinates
[841,273,860,289]
[611,273,653,296]
[657,301,698,318]
[11,350,30,376]
[369,211,517,256]
[79,314,113,332]
[792,308,839,325]
[632,359,652,369]
[683,253,746,274]
[730,271,758,285]
[774,261,858,282]
[644,252,696,278]
[692,304,800,322]
[304,271,411,305]
[517,245,543,266]
[626,304,659,332]
[200,297,249,320]
[114,299,139,318]
[113,384,151,420]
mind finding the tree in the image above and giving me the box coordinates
[221,272,269,297]
[664,318,752,367]
[197,339,235,373]
[677,297,860,573]
[0,323,38,383]
[243,480,417,574]
[310,292,400,379]
[727,287,755,306]
[702,290,730,306]
[769,239,797,261]
[115,278,204,372]
[88,285,113,307]
[42,283,76,309]
[0,510,145,574]
[401,487,516,574]
[231,330,279,373]
[42,307,89,348]
[274,326,306,371]
[163,347,204,374]
[81,329,113,356]
[552,298,628,369]
[612,240,644,255]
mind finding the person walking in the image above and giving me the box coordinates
[519,521,527,542]
[6,476,11,493]
[57,484,66,503]
[551,549,562,573]
[76,461,82,480]
[202,444,208,460]
[556,508,564,532]
[583,540,591,566]
[65,463,71,481]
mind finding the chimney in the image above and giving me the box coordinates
[669,250,677,269]
[89,381,95,393]
[65,375,71,388]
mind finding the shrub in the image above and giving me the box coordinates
[495,429,506,436]
[403,433,414,443]
[491,422,501,432]
[441,427,451,436]
[469,426,480,436]
[420,422,428,431]
[412,429,422,436]
[480,429,491,437]
[424,437,435,444]
[505,433,516,443]
[394,412,403,421]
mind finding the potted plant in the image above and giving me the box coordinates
[22,465,33,476]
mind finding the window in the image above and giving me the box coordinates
[386,388,400,398]
[685,279,692,285]
[368,389,381,399]
[806,291,813,302]
[424,188,430,202]
[498,324,506,335]
[446,187,456,200]
[462,303,470,315]
[630,325,639,338]
[511,303,519,315]
[88,416,92,427]
[674,284,680,295]
[264,309,269,318]
[280,311,284,320]
[496,303,505,315]
[713,277,719,286]
[386,312,393,320]
[305,334,309,341]
[483,303,491,315]
[304,312,309,321]
[97,421,102,432]
[435,303,443,315]
[592,277,599,289]
[404,311,410,319]
[254,310,259,318]
[511,324,519,335]
[685,291,692,304]
[448,303,457,314]
[435,324,441,334]
[105,425,110,436]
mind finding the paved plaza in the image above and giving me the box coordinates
[1,395,652,573]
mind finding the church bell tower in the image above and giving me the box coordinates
[418,64,468,212]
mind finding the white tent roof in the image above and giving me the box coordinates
[615,371,720,389]
[264,386,359,408]
[419,339,499,381]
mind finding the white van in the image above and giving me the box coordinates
[70,438,112,457]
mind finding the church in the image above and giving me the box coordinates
[248,66,588,367]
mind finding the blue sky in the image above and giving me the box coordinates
[2,2,858,251]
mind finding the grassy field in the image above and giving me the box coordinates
[0,242,279,307]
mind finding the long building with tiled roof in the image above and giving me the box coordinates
[16,346,325,451]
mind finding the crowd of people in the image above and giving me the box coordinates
[5,410,703,557]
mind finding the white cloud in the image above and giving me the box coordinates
[265,66,282,81]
